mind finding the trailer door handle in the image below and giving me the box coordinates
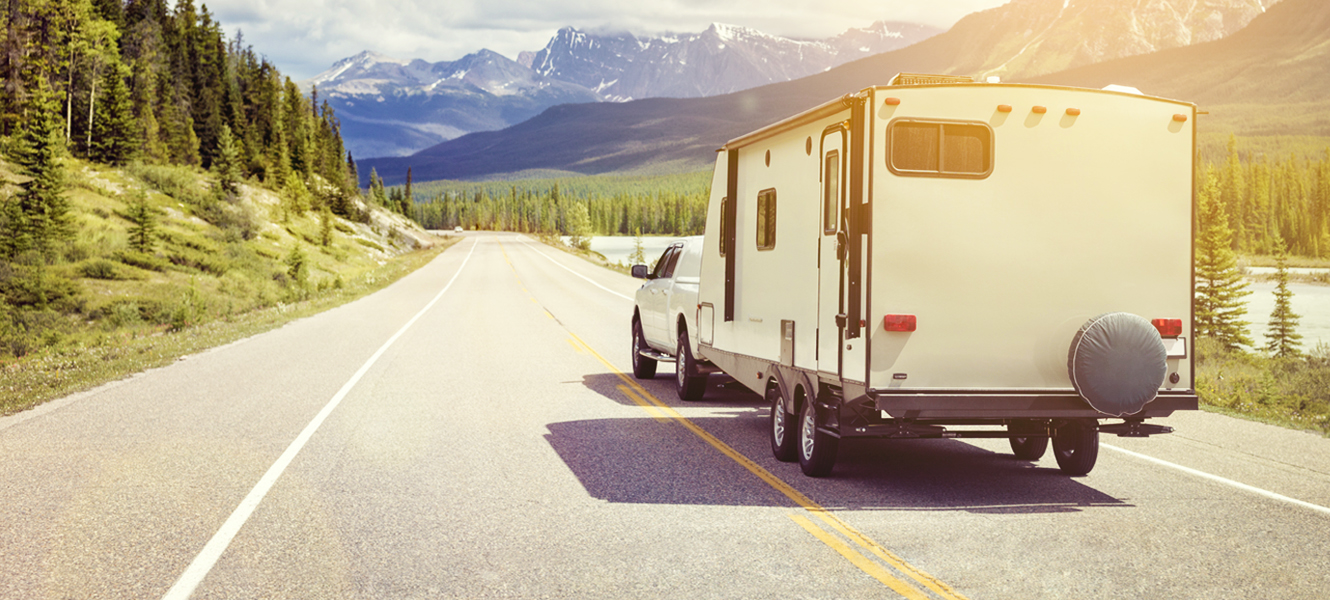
[835,313,847,328]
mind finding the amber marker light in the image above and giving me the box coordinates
[1173,114,1188,122]
[1066,108,1081,116]
[1032,105,1047,114]
[997,105,1012,113]
[884,97,901,106]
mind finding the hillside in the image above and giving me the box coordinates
[0,154,440,413]
[360,0,1283,184]
[1027,0,1330,144]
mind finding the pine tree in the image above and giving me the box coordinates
[90,60,136,164]
[1195,167,1253,350]
[567,201,591,251]
[1264,236,1303,358]
[124,189,157,253]
[12,87,70,258]
[629,227,645,265]
[211,122,241,196]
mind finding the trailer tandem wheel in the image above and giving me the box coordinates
[769,383,798,462]
[1052,418,1099,476]
[798,399,839,477]
[631,316,657,379]
[1008,420,1050,461]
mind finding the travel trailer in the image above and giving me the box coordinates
[664,74,1199,477]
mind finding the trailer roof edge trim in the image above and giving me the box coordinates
[720,83,1196,152]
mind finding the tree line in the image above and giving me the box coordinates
[1,0,359,257]
[373,171,712,237]
[1208,134,1330,258]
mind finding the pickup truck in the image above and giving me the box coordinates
[630,236,716,400]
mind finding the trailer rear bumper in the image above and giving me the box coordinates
[867,389,1198,420]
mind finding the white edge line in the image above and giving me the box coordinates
[1102,443,1330,516]
[514,236,633,302]
[161,238,478,600]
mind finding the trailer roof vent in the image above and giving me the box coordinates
[890,73,975,86]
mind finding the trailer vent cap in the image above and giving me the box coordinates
[1068,313,1167,417]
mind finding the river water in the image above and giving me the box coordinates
[575,236,1330,350]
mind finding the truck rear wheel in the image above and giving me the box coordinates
[1052,419,1099,476]
[631,317,657,379]
[769,385,798,462]
[1008,420,1049,460]
[798,400,839,477]
[676,329,707,401]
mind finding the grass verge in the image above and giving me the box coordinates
[0,238,458,416]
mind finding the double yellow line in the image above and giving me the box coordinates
[500,238,966,599]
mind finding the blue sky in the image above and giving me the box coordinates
[204,0,1010,80]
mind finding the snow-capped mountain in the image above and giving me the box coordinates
[306,50,598,159]
[307,21,940,159]
[529,22,940,101]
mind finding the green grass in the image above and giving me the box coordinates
[1195,337,1330,437]
[1,157,452,416]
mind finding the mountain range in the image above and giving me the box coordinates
[357,0,1303,185]
[307,22,940,159]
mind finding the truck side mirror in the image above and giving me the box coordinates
[631,265,650,279]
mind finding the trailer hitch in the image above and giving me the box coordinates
[1097,419,1174,438]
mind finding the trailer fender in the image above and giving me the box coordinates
[1068,313,1168,417]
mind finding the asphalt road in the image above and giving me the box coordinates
[2,232,1328,599]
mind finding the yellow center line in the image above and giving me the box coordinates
[500,237,965,600]
[788,514,931,600]
[566,331,967,600]
[616,384,670,423]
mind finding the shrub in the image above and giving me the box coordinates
[79,258,122,280]
[114,249,170,272]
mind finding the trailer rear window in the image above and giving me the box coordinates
[888,120,993,179]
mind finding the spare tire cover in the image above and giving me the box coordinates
[1068,312,1167,416]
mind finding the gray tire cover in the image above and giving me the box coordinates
[1068,312,1167,417]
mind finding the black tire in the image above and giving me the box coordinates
[1008,420,1050,461]
[676,328,707,401]
[798,398,839,477]
[631,316,657,379]
[1052,419,1099,476]
[769,385,798,462]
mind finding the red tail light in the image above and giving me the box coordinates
[1152,318,1182,338]
[883,314,916,332]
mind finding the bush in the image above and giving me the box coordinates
[114,249,170,272]
[127,162,206,205]
[78,258,122,280]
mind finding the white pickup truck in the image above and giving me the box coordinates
[630,236,717,400]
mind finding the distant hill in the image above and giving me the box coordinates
[359,0,1285,184]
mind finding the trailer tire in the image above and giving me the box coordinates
[1008,420,1049,461]
[769,385,798,462]
[676,328,707,401]
[798,400,839,477]
[1052,419,1099,476]
[631,316,657,379]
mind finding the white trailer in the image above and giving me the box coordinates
[692,74,1198,477]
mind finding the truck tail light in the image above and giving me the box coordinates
[1152,318,1182,338]
[883,314,916,332]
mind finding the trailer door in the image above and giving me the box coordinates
[818,126,847,377]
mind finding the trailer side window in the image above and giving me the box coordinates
[823,151,839,235]
[888,120,992,179]
[756,188,777,251]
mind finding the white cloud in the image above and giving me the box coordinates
[206,0,1008,80]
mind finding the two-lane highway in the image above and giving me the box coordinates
[2,232,1329,599]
